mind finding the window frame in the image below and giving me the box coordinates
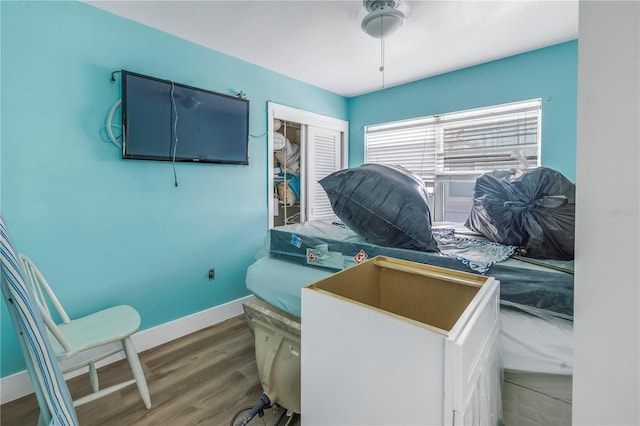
[364,99,542,222]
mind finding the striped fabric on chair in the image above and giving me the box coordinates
[0,216,78,426]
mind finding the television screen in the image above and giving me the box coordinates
[121,70,249,165]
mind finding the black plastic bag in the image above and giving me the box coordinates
[465,167,575,260]
[319,164,438,252]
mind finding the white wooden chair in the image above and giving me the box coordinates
[18,254,151,409]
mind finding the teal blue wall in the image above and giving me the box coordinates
[0,1,347,377]
[347,40,578,182]
[0,1,577,379]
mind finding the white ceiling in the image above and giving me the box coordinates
[85,1,579,97]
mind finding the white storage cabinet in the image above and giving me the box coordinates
[301,256,501,426]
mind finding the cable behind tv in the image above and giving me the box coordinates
[105,99,122,149]
[170,81,179,187]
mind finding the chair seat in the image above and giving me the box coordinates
[53,305,141,358]
[17,253,151,409]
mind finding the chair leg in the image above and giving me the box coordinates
[89,361,99,392]
[122,337,151,409]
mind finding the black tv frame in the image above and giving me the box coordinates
[121,70,250,165]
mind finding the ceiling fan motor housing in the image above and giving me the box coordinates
[363,0,402,13]
[361,0,406,39]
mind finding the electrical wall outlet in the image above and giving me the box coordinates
[208,268,215,281]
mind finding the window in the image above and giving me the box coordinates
[364,99,541,222]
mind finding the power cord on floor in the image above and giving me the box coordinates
[229,392,301,426]
[234,394,272,426]
[230,407,253,426]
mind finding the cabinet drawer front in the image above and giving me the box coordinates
[444,278,501,424]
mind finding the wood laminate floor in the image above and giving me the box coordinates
[0,315,300,426]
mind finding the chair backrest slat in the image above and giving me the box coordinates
[18,255,73,352]
[19,255,71,324]
[21,258,52,316]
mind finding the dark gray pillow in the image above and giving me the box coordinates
[319,164,438,252]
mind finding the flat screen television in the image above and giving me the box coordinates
[121,70,249,165]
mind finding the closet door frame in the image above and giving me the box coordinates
[267,102,349,228]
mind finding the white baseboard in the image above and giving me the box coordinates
[0,295,255,405]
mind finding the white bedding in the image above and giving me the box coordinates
[500,308,573,376]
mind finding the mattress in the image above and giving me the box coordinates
[246,255,573,377]
[266,220,574,319]
[500,308,573,376]
[248,221,574,424]
[246,253,573,425]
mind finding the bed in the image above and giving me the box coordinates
[243,219,574,425]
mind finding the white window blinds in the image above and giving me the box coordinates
[365,117,437,186]
[436,99,541,175]
[364,99,541,182]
